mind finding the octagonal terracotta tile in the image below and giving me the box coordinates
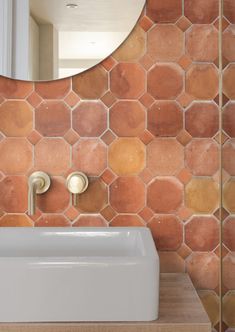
[186,252,219,290]
[77,178,108,213]
[110,215,144,227]
[223,179,235,213]
[35,138,70,175]
[158,252,185,273]
[72,66,108,99]
[223,253,235,290]
[223,26,235,62]
[223,140,235,175]
[224,0,235,23]
[147,0,182,23]
[185,102,219,138]
[0,214,33,227]
[148,25,184,62]
[113,25,145,62]
[185,139,219,176]
[110,63,145,99]
[184,0,219,23]
[0,176,28,213]
[186,64,219,100]
[198,291,220,327]
[147,178,183,213]
[0,101,33,137]
[73,139,107,176]
[148,64,183,99]
[185,216,219,251]
[148,215,183,250]
[35,214,71,227]
[72,101,107,137]
[37,177,70,213]
[223,291,235,327]
[110,177,145,213]
[223,102,235,137]
[147,139,184,175]
[186,178,219,213]
[0,77,33,99]
[110,101,145,137]
[223,65,235,100]
[0,138,32,175]
[35,101,71,137]
[73,215,107,227]
[35,78,71,99]
[186,25,218,62]
[224,217,235,251]
[148,101,183,137]
[109,138,145,175]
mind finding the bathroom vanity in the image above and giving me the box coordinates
[0,274,211,332]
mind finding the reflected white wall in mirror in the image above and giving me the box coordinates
[0,0,145,81]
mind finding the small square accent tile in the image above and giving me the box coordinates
[214,17,229,31]
[64,91,80,107]
[100,205,116,221]
[139,15,154,31]
[101,169,116,185]
[221,207,229,221]
[177,168,192,184]
[213,57,219,68]
[222,93,229,106]
[177,92,194,108]
[214,245,228,259]
[64,129,80,145]
[138,207,154,222]
[101,130,116,145]
[214,132,229,144]
[176,16,192,32]
[177,207,193,221]
[65,206,80,221]
[139,92,155,108]
[214,94,220,105]
[213,208,221,220]
[139,54,155,71]
[176,129,192,146]
[177,244,192,259]
[222,57,229,70]
[101,91,117,107]
[222,169,230,184]
[27,130,42,145]
[29,208,42,222]
[178,55,192,70]
[139,168,154,184]
[101,57,116,71]
[139,130,154,145]
[27,92,42,108]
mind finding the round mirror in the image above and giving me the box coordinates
[0,0,145,81]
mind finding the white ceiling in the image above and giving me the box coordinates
[30,0,145,32]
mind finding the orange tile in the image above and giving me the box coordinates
[0,76,33,99]
[64,91,80,108]
[223,65,235,99]
[27,92,42,108]
[224,0,235,23]
[148,25,183,62]
[147,139,184,175]
[186,64,219,100]
[147,0,182,23]
[148,215,183,250]
[139,16,154,32]
[73,215,107,227]
[109,138,145,175]
[223,291,235,327]
[101,169,116,185]
[222,26,235,62]
[110,215,144,227]
[147,178,183,213]
[223,253,235,290]
[148,64,183,99]
[184,0,219,23]
[223,179,235,213]
[35,101,71,137]
[110,63,145,99]
[223,102,235,137]
[72,66,108,99]
[148,101,183,137]
[101,130,116,146]
[223,217,235,251]
[223,140,235,175]
[110,177,145,213]
[158,252,185,273]
[185,216,219,251]
[0,214,33,227]
[0,138,32,175]
[73,101,107,137]
[176,16,192,32]
[73,139,107,176]
[0,101,33,137]
[110,101,145,137]
[113,25,145,62]
[198,291,220,326]
[35,214,71,227]
[35,138,70,176]
[100,206,116,221]
[35,78,71,99]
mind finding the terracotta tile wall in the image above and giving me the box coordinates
[0,1,221,328]
[222,0,235,330]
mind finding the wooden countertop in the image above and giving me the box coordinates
[0,273,211,332]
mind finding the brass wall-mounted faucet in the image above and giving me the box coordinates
[28,171,51,216]
[66,172,89,206]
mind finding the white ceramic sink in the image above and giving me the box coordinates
[0,227,159,323]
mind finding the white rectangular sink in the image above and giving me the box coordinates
[0,227,159,323]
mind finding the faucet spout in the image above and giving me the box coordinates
[28,172,51,216]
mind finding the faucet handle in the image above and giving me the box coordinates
[28,172,51,216]
[66,172,89,206]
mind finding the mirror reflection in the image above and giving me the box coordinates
[0,0,145,81]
